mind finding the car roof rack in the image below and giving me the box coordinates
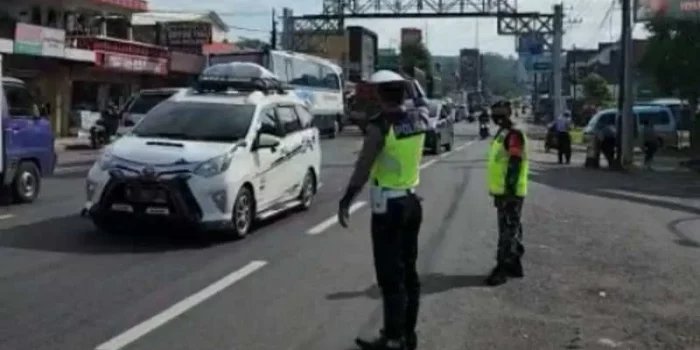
[194,62,294,95]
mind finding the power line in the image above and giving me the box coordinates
[584,0,616,48]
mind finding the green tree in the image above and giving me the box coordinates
[582,73,613,107]
[235,37,268,50]
[481,53,527,98]
[400,41,432,75]
[639,18,700,153]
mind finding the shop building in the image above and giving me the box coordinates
[1,0,180,136]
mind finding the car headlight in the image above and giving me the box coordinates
[194,153,234,177]
[97,149,115,170]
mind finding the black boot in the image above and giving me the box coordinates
[356,334,405,349]
[506,259,524,278]
[484,264,508,286]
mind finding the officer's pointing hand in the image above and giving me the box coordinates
[338,200,350,228]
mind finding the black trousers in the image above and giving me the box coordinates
[370,193,423,340]
[494,196,524,264]
[557,132,572,164]
[643,141,657,164]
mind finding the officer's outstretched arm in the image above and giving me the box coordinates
[505,131,524,196]
[340,123,386,205]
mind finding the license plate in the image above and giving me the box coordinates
[145,207,169,215]
[111,203,133,212]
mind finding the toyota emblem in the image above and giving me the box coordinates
[142,166,156,177]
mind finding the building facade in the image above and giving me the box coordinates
[0,2,230,136]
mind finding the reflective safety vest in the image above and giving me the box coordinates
[370,126,425,189]
[487,130,529,196]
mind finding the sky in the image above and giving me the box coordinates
[149,0,651,57]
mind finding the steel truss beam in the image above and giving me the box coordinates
[287,0,554,53]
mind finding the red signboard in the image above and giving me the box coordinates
[91,0,147,11]
[70,35,168,58]
[98,52,168,75]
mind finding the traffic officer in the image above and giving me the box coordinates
[485,99,529,286]
[338,70,428,350]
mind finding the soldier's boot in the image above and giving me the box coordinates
[506,259,524,278]
[484,264,508,286]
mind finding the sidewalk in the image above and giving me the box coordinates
[55,137,91,151]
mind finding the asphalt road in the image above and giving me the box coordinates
[1,122,699,350]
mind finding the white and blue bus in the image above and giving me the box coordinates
[207,49,344,138]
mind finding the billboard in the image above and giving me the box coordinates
[459,48,480,90]
[401,28,422,46]
[635,0,700,22]
[347,26,378,82]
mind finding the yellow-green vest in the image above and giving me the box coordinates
[370,127,425,189]
[487,131,529,196]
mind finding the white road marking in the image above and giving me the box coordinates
[95,260,268,350]
[306,201,366,235]
[0,214,13,220]
[419,159,438,169]
[305,141,476,235]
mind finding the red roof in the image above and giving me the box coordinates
[202,42,238,55]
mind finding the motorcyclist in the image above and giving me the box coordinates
[338,70,428,350]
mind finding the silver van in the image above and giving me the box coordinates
[582,105,678,148]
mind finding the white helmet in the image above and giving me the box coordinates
[368,70,405,84]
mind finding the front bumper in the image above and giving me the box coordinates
[83,170,235,231]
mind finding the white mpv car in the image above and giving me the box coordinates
[82,63,321,238]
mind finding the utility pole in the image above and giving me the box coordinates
[552,4,564,122]
[619,0,634,168]
[271,8,277,49]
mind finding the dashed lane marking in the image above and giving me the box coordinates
[307,201,367,235]
[0,214,13,220]
[306,140,476,235]
[95,260,268,350]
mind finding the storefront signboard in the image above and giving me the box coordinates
[14,23,65,58]
[100,52,168,75]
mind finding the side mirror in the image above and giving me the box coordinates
[254,133,280,152]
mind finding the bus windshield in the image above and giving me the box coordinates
[270,51,341,91]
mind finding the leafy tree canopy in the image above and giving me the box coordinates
[235,37,268,50]
[400,41,432,75]
[639,18,700,152]
[480,53,527,98]
[582,73,613,106]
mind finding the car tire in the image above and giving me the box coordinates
[444,133,453,151]
[432,135,442,155]
[297,169,316,210]
[11,161,41,204]
[230,186,254,239]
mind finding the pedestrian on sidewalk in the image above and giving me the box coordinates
[555,111,572,164]
[485,99,529,286]
[642,118,658,170]
[337,70,428,350]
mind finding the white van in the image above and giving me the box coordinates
[583,104,678,148]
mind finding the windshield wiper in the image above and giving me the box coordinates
[136,132,192,140]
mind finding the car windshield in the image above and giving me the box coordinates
[132,101,255,142]
[126,93,175,114]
